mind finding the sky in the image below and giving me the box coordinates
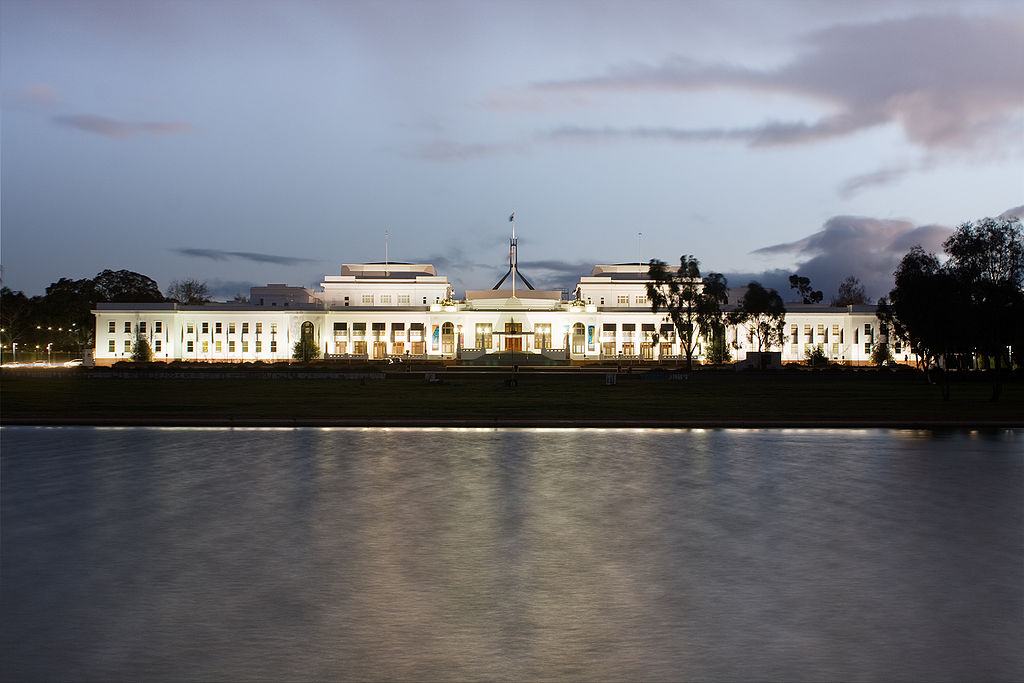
[2,0,1022,302]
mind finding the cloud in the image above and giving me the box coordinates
[751,215,956,300]
[837,164,912,198]
[53,114,193,138]
[171,248,318,266]
[412,139,523,162]
[7,83,62,108]
[536,14,1024,153]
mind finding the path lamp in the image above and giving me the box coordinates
[47,343,53,365]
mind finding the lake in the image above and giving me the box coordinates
[1,427,1021,681]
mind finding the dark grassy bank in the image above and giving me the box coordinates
[2,367,1022,427]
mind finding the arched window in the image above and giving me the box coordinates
[441,322,456,355]
[572,322,586,355]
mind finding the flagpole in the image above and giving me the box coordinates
[385,230,389,276]
[510,211,516,298]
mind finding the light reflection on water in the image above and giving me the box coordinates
[1,427,1022,682]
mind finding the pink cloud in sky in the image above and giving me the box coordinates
[53,114,193,138]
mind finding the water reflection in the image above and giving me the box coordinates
[2,427,1021,681]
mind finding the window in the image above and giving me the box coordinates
[622,323,636,334]
[476,323,493,349]
[202,322,209,334]
[380,294,392,304]
[817,324,825,342]
[362,294,373,305]
[215,341,222,352]
[154,321,162,334]
[832,324,840,338]
[215,322,222,334]
[334,322,348,334]
[255,341,262,353]
[187,341,194,353]
[864,342,871,355]
[270,340,277,353]
[805,324,813,343]
[441,322,456,354]
[352,323,366,337]
[572,322,586,354]
[603,323,616,335]
[894,341,903,354]
[187,322,194,334]
[228,323,235,334]
[139,321,146,334]
[617,295,629,305]
[634,295,647,305]
[398,295,410,305]
[534,323,551,349]
[154,340,161,352]
[242,322,249,334]
[832,343,839,356]
[124,340,131,352]
[256,322,263,334]
[124,321,132,333]
[791,324,798,344]
[372,322,386,335]
[270,323,277,333]
[202,341,209,353]
[242,341,248,353]
[108,340,116,352]
[228,341,235,352]
[108,321,116,333]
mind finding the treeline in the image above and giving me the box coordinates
[1,270,212,356]
[880,216,1024,399]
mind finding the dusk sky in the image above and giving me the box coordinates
[2,0,1022,302]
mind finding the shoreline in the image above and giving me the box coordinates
[4,417,1021,429]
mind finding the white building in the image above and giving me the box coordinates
[92,262,890,366]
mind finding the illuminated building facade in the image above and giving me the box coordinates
[92,262,888,366]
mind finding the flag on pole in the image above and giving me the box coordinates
[509,213,514,222]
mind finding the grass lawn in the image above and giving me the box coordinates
[2,368,1022,427]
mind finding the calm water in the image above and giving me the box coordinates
[1,427,1022,682]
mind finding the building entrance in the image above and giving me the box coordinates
[505,337,522,352]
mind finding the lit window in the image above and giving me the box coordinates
[242,341,248,352]
[255,323,262,334]
[255,341,262,353]
[215,341,222,352]
[124,340,131,352]
[832,343,839,356]
[242,322,249,334]
[228,341,235,352]
[380,294,392,304]
[202,341,209,353]
[398,295,410,305]
[270,323,277,333]
[634,295,647,304]
[362,294,373,304]
[228,323,235,334]
[108,340,115,352]
[617,295,629,305]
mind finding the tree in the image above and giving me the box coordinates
[93,269,164,303]
[943,216,1023,399]
[292,338,321,361]
[805,345,828,368]
[870,342,893,367]
[166,279,211,304]
[703,324,732,365]
[728,282,786,357]
[42,278,98,349]
[647,256,729,371]
[788,274,823,304]
[832,276,869,306]
[130,336,153,362]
